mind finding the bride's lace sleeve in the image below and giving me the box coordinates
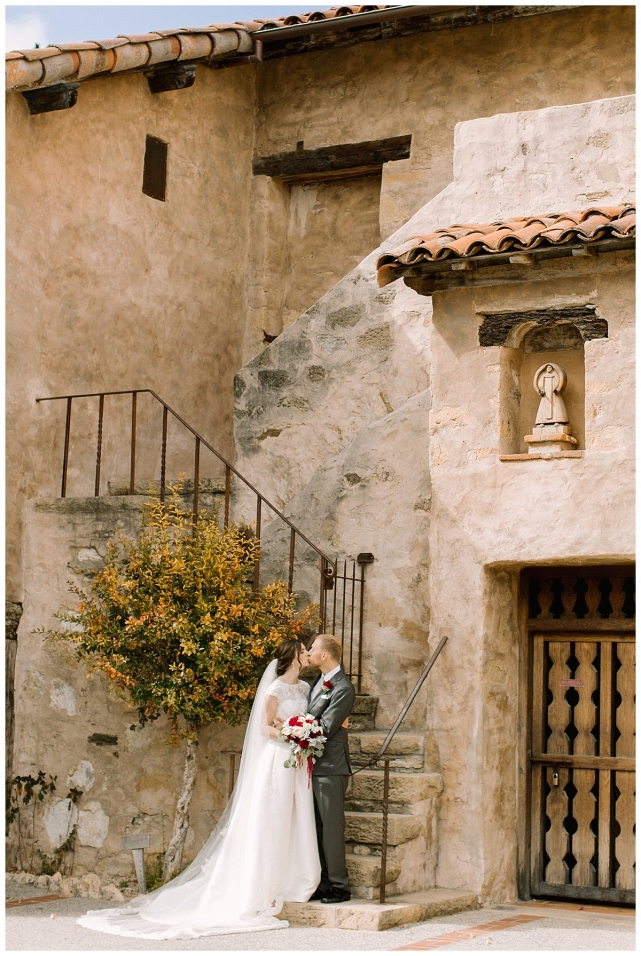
[265,679,285,701]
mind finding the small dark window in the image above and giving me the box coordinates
[142,135,167,201]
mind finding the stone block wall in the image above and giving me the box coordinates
[11,496,245,881]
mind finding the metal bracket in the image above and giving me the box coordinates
[357,552,375,564]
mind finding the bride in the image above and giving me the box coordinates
[78,639,321,939]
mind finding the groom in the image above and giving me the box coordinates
[307,633,355,904]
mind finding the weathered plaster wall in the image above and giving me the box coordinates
[12,497,245,879]
[428,255,635,900]
[235,94,635,509]
[246,174,382,354]
[6,65,255,600]
[242,4,634,351]
[234,93,635,901]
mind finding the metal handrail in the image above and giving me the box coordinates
[364,635,448,903]
[36,388,336,619]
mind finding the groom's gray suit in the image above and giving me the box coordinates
[307,666,355,893]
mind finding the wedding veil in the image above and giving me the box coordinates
[77,658,282,939]
[154,657,278,889]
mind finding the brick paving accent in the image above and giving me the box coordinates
[394,913,544,950]
[6,894,64,908]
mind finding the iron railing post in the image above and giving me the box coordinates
[379,756,391,903]
[253,497,262,594]
[61,397,72,498]
[94,394,104,497]
[160,405,168,502]
[288,528,295,593]
[224,465,231,529]
[193,437,200,528]
[129,391,137,495]
[357,562,366,694]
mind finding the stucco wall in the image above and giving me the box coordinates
[427,254,635,899]
[233,93,635,901]
[6,66,255,600]
[243,4,634,350]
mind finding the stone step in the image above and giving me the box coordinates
[349,731,425,770]
[346,851,400,890]
[349,732,425,756]
[348,770,443,804]
[349,696,378,732]
[279,887,478,931]
[345,811,422,846]
[108,477,225,496]
[352,696,378,717]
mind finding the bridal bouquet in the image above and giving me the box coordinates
[279,714,326,786]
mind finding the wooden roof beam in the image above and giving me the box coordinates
[252,134,411,185]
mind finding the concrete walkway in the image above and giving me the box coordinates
[5,882,635,951]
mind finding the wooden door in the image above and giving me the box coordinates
[526,570,635,904]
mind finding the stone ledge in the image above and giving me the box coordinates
[499,451,583,461]
[279,887,478,930]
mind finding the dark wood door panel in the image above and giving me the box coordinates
[526,569,635,905]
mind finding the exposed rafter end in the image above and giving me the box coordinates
[22,82,79,115]
[147,64,196,95]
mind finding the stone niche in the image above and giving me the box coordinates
[489,308,608,456]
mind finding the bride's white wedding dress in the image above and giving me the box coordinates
[77,661,320,939]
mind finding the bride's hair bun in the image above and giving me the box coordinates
[275,638,304,676]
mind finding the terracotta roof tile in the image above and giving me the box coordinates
[5,5,394,92]
[376,205,636,286]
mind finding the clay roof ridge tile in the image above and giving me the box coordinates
[15,46,62,60]
[89,38,131,49]
[52,41,101,51]
[116,33,163,42]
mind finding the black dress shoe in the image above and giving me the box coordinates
[310,886,331,901]
[320,888,351,904]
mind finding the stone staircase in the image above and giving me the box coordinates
[346,695,442,900]
[282,693,477,929]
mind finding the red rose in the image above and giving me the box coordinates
[323,679,333,691]
[299,740,309,749]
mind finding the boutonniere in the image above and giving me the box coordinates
[322,679,334,691]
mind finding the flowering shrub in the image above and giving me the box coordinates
[44,490,315,738]
[42,489,316,878]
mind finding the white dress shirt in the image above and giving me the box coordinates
[310,663,341,700]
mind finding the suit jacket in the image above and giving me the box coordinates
[307,666,355,776]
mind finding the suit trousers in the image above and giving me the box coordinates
[312,774,349,891]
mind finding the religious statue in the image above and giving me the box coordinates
[524,361,578,454]
[534,363,569,427]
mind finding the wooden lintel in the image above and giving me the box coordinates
[253,135,411,183]
[278,165,383,186]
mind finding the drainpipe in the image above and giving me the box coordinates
[221,6,455,67]
[220,34,263,67]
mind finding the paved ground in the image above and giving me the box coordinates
[5,884,635,951]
